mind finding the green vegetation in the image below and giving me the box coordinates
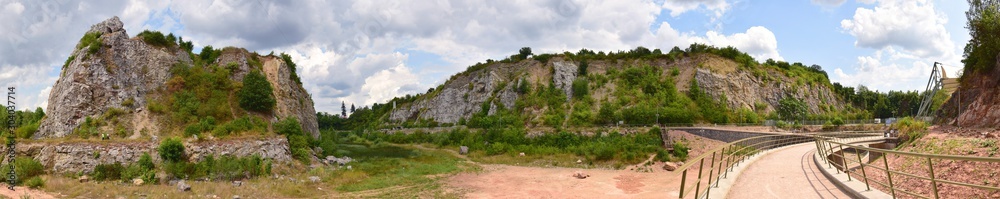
[0,157,44,183]
[136,30,174,48]
[962,0,1000,75]
[158,137,185,162]
[777,97,807,121]
[76,32,102,56]
[355,127,674,165]
[238,70,276,113]
[280,53,303,84]
[0,107,45,139]
[163,155,270,181]
[893,117,928,144]
[275,117,312,163]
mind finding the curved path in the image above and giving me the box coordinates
[726,143,851,199]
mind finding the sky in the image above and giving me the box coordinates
[0,0,972,113]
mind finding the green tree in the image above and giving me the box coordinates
[578,60,588,76]
[237,70,276,113]
[158,137,185,162]
[572,78,589,98]
[778,97,807,121]
[517,47,533,60]
[963,0,1000,74]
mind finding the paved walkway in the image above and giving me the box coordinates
[726,143,851,199]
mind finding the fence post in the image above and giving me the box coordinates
[717,146,728,182]
[679,169,687,199]
[706,151,717,198]
[927,157,939,199]
[882,153,896,198]
[840,145,851,181]
[694,158,706,199]
[856,148,870,191]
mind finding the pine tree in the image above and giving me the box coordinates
[350,104,356,113]
[341,101,347,117]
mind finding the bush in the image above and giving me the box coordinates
[137,30,172,48]
[572,78,589,98]
[280,53,302,84]
[77,32,102,55]
[276,118,311,163]
[0,157,45,184]
[238,70,276,113]
[92,163,124,181]
[121,163,157,184]
[163,155,270,181]
[25,176,44,188]
[159,137,186,162]
[671,141,689,161]
[893,117,928,143]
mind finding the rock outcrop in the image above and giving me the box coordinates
[694,68,845,113]
[2,136,292,173]
[936,53,1000,127]
[37,16,318,138]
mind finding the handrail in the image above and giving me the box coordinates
[816,133,1000,199]
[672,129,883,199]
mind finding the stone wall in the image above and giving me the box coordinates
[1,136,291,173]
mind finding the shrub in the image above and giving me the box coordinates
[572,78,589,98]
[578,60,588,76]
[159,137,186,162]
[138,152,155,170]
[671,141,689,161]
[137,30,172,48]
[276,117,311,163]
[15,121,40,139]
[91,163,124,181]
[832,117,845,127]
[121,163,157,184]
[77,32,102,55]
[279,53,302,84]
[238,70,276,113]
[25,176,44,188]
[893,117,928,143]
[0,157,45,184]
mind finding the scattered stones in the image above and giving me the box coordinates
[662,162,679,171]
[572,171,590,179]
[177,180,191,192]
[78,175,90,183]
[308,176,321,183]
[232,181,242,187]
[324,156,353,165]
[460,146,469,155]
[132,178,144,185]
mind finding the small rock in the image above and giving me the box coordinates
[232,181,242,187]
[519,152,525,157]
[132,178,144,185]
[168,180,180,186]
[662,162,679,171]
[177,180,191,192]
[233,195,241,199]
[309,176,321,183]
[572,171,590,179]
[79,175,90,183]
[459,146,469,155]
[576,159,582,164]
[346,165,352,170]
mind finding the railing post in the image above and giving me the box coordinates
[717,146,728,181]
[679,169,687,199]
[706,151,717,198]
[840,145,851,181]
[927,157,939,199]
[694,158,706,199]
[825,140,834,169]
[856,148,870,191]
[882,153,896,198]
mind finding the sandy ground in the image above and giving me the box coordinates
[445,130,727,198]
[0,184,56,199]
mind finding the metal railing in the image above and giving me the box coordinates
[673,130,882,199]
[816,135,1000,199]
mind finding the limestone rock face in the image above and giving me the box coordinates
[552,61,578,101]
[37,16,183,138]
[4,137,292,173]
[390,69,516,123]
[693,68,845,114]
[37,16,318,138]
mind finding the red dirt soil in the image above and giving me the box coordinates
[445,130,727,198]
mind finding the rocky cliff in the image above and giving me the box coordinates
[2,136,291,173]
[387,53,846,126]
[935,53,1000,127]
[37,16,318,138]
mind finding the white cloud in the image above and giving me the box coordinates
[812,0,847,6]
[700,26,783,61]
[840,0,955,60]
[662,0,729,18]
[832,49,927,91]
[857,0,876,4]
[358,65,421,106]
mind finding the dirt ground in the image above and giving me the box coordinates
[0,184,56,199]
[445,130,727,198]
[847,126,1000,199]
